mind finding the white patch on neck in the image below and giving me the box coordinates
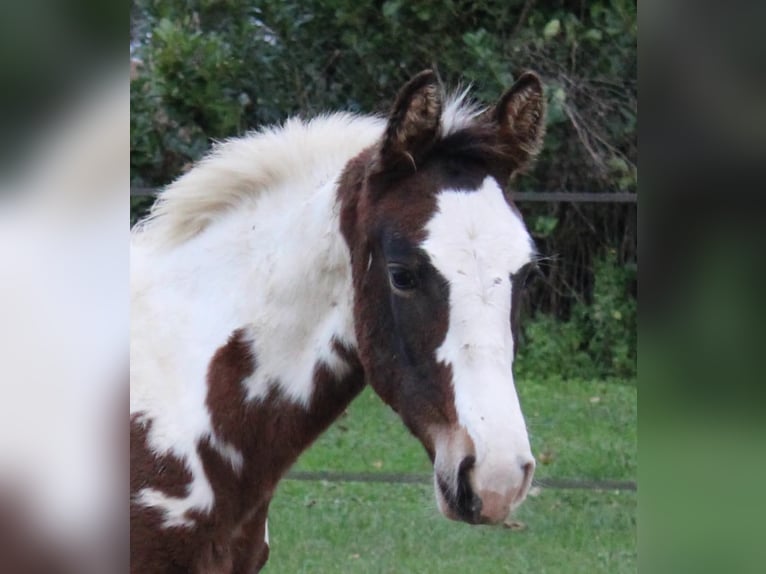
[240,179,357,405]
[131,156,358,526]
[421,177,534,483]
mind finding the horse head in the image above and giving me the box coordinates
[339,70,546,524]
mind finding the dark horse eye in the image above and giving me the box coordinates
[388,265,418,292]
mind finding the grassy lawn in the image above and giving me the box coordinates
[267,378,636,573]
[295,378,637,481]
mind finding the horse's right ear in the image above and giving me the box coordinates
[493,72,546,172]
[378,70,442,171]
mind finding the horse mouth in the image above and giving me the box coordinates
[435,455,491,525]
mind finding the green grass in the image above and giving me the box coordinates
[268,482,636,573]
[294,378,637,481]
[267,377,636,573]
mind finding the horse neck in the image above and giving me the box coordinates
[234,177,362,403]
[205,178,367,488]
[132,176,365,503]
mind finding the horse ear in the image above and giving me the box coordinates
[494,72,546,172]
[379,70,442,170]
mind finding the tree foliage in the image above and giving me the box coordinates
[131,0,636,190]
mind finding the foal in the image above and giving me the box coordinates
[131,69,546,573]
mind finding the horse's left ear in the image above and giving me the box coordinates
[379,70,442,170]
[493,72,546,172]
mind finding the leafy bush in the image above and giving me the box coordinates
[515,313,597,381]
[517,252,637,380]
[575,253,637,377]
[130,0,636,193]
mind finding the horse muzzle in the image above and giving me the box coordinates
[433,427,535,524]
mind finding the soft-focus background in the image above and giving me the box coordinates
[6,1,765,573]
[0,2,125,572]
[129,1,637,572]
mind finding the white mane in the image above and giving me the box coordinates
[136,113,386,248]
[134,92,483,249]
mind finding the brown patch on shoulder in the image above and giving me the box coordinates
[338,150,460,452]
[133,325,366,573]
[131,415,193,498]
[205,328,256,450]
[137,328,364,573]
[130,414,200,573]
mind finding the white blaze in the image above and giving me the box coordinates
[421,177,534,495]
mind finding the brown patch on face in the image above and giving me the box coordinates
[337,71,544,473]
[340,139,534,457]
[132,330,365,573]
[339,153,469,455]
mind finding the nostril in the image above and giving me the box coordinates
[455,456,481,522]
[515,460,535,506]
[522,461,535,483]
[458,455,476,475]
